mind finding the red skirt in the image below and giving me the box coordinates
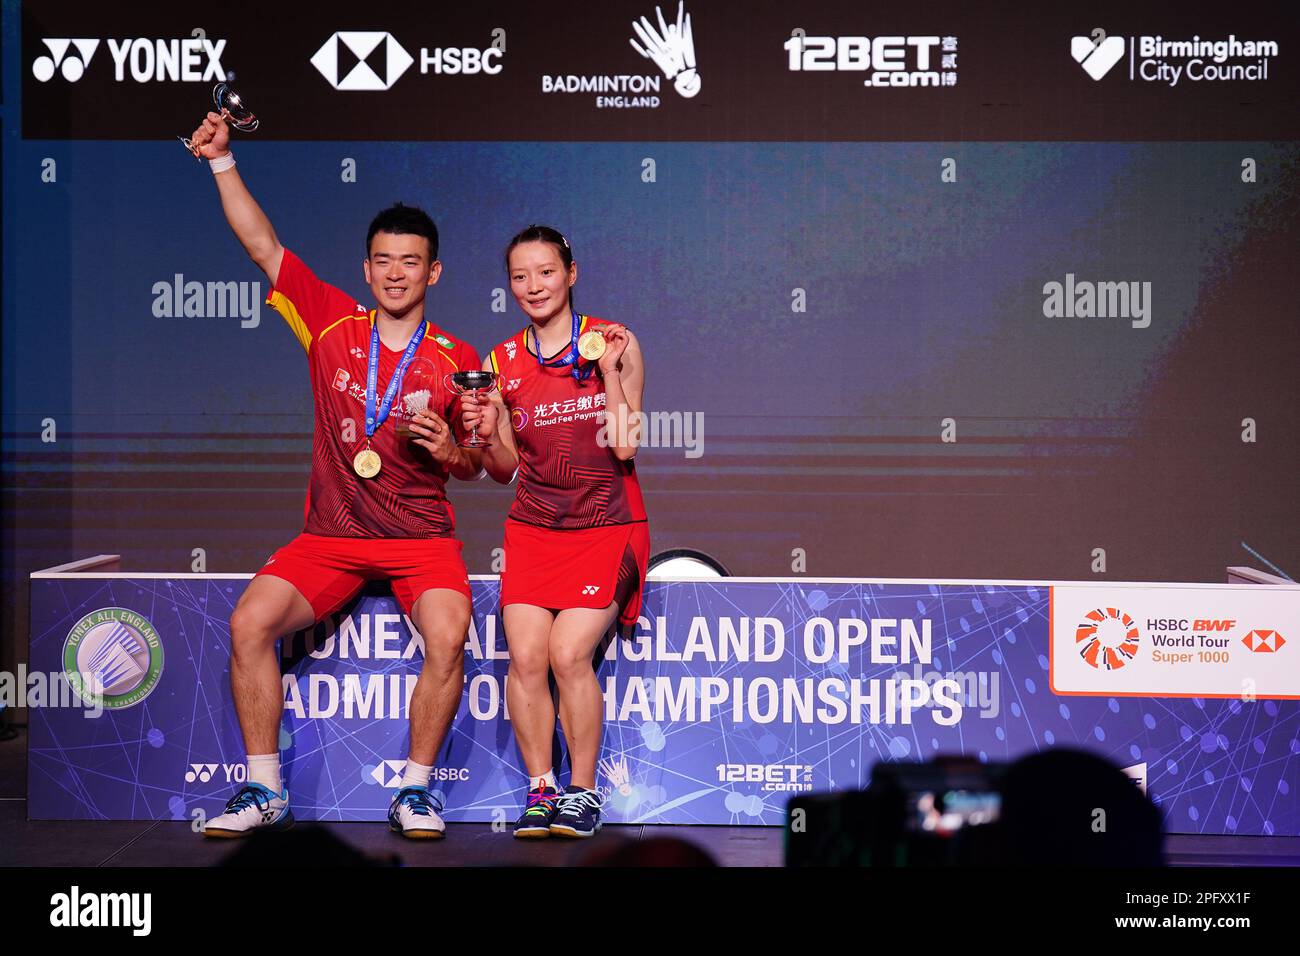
[500,519,650,628]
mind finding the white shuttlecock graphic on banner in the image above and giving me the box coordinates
[599,756,634,796]
[630,2,701,98]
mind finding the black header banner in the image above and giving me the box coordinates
[21,0,1299,141]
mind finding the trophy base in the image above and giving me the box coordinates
[457,436,492,449]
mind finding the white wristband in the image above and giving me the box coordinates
[208,151,236,174]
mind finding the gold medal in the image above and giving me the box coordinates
[353,448,382,479]
[578,330,607,361]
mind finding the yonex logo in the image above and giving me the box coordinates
[1071,32,1125,81]
[1242,629,1286,653]
[311,32,414,91]
[506,378,521,391]
[31,39,100,82]
[34,37,227,84]
[1075,606,1139,670]
[582,585,601,595]
[185,763,218,783]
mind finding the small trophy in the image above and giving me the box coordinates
[179,81,259,159]
[395,357,438,438]
[444,370,500,448]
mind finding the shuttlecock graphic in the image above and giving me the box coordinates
[599,755,634,796]
[630,2,701,98]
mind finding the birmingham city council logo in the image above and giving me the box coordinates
[1075,606,1139,670]
[62,608,164,709]
[1071,31,1125,80]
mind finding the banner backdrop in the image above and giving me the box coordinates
[6,0,1300,677]
[25,574,1300,834]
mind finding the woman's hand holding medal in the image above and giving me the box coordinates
[592,323,630,375]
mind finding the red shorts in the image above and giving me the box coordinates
[255,533,471,621]
[500,519,650,628]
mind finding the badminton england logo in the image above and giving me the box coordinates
[542,1,701,108]
[62,608,164,709]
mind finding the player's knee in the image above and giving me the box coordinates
[549,641,593,682]
[229,604,278,656]
[420,625,466,672]
[508,644,549,683]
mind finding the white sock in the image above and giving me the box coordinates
[401,758,433,789]
[247,754,281,794]
[529,769,558,791]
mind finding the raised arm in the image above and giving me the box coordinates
[598,326,644,461]
[188,111,284,285]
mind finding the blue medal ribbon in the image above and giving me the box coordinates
[531,311,595,382]
[365,317,428,438]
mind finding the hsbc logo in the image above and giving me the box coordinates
[1242,629,1286,653]
[312,32,413,91]
[32,37,228,83]
[312,31,505,91]
[369,760,470,787]
[371,760,406,787]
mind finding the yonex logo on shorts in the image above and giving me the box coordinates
[582,585,601,595]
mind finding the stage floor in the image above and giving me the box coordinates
[2,729,1296,868]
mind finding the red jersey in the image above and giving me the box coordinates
[488,315,647,530]
[266,249,480,538]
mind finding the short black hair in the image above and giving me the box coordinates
[366,203,439,260]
